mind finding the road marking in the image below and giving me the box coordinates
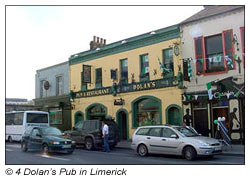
[6,149,13,152]
[38,154,70,161]
[6,144,20,148]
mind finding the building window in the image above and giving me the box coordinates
[205,35,225,73]
[194,30,235,75]
[56,76,63,96]
[40,80,45,98]
[134,98,160,127]
[95,68,102,88]
[140,54,149,82]
[162,48,174,77]
[240,27,245,68]
[120,59,128,84]
[49,110,63,125]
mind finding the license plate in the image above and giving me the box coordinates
[215,147,221,151]
[62,145,71,148]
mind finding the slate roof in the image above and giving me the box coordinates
[180,5,244,25]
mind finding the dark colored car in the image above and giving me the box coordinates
[21,126,76,154]
[64,119,120,150]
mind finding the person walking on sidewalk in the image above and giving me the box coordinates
[183,108,193,127]
[102,121,110,152]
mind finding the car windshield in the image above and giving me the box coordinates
[41,127,62,136]
[173,127,199,137]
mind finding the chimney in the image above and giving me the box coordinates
[89,36,107,50]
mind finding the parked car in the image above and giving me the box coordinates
[131,125,222,160]
[64,119,120,150]
[21,126,76,154]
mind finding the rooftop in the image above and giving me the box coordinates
[180,5,244,25]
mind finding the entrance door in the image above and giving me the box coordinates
[212,107,228,137]
[193,109,209,136]
[168,107,181,125]
[117,111,127,140]
[75,112,84,125]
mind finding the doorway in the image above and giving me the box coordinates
[74,111,84,126]
[193,109,209,136]
[166,105,182,126]
[117,110,128,140]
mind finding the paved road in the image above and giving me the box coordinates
[6,143,244,165]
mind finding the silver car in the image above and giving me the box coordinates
[131,125,222,160]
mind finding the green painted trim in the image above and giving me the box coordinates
[116,108,129,140]
[165,104,183,125]
[69,26,180,65]
[85,103,108,120]
[74,111,84,126]
[131,95,162,128]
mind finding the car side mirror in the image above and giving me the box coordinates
[37,134,42,137]
[198,133,202,136]
[170,134,178,138]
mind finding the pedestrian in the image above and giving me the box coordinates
[183,108,193,127]
[102,121,110,152]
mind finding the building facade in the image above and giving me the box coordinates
[70,26,185,140]
[180,6,245,144]
[34,61,72,131]
[6,98,34,112]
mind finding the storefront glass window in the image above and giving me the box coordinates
[136,98,160,127]
[212,100,229,107]
[193,101,207,109]
[50,110,63,125]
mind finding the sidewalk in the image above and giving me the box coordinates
[116,140,245,157]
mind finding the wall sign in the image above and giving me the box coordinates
[174,45,180,56]
[114,98,125,106]
[74,77,178,98]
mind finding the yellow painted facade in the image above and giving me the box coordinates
[70,34,184,139]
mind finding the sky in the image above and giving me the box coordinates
[6,6,204,100]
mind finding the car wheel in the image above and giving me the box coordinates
[85,138,94,150]
[8,136,13,143]
[184,146,197,161]
[138,144,148,157]
[21,141,28,152]
[42,144,49,155]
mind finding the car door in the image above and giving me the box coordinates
[146,128,163,153]
[29,128,43,150]
[161,127,183,155]
[70,121,84,143]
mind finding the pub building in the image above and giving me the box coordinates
[180,6,245,144]
[69,26,185,140]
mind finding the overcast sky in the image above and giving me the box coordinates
[6,6,204,100]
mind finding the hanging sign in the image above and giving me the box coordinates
[44,81,50,90]
[82,65,91,83]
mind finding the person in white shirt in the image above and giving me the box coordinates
[102,122,110,152]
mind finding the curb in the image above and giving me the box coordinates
[116,146,245,157]
[221,152,245,157]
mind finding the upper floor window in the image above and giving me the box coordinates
[95,68,102,88]
[194,29,235,75]
[56,76,63,96]
[162,48,174,77]
[120,59,128,84]
[205,35,225,72]
[240,27,245,68]
[140,54,149,82]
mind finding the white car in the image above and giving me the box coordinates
[131,125,222,160]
